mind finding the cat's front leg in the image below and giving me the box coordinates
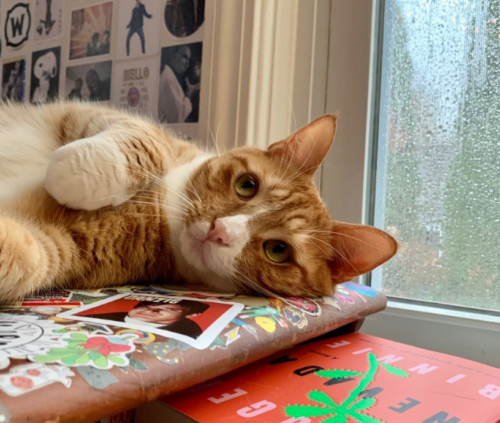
[45,134,135,210]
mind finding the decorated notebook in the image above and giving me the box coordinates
[142,333,500,423]
[0,282,385,423]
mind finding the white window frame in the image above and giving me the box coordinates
[200,0,500,367]
[322,0,500,368]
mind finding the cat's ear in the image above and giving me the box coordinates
[267,112,339,176]
[328,222,398,284]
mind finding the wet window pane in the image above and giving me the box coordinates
[373,0,500,310]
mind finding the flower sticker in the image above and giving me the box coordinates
[29,333,136,370]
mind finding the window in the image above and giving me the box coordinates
[373,0,500,311]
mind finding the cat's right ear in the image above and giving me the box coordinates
[267,113,339,176]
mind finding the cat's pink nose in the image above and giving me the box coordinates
[205,220,230,246]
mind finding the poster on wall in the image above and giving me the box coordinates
[65,60,112,102]
[158,42,202,124]
[4,2,31,49]
[164,0,205,38]
[69,2,113,61]
[112,58,158,116]
[30,46,60,104]
[116,0,161,60]
[34,0,63,43]
[2,58,26,102]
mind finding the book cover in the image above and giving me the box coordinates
[0,282,385,423]
[156,333,500,423]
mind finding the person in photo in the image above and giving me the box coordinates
[85,69,111,102]
[87,32,101,57]
[67,78,83,101]
[126,0,153,56]
[2,61,25,102]
[90,300,209,339]
[158,45,200,123]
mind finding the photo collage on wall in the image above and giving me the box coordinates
[0,0,206,139]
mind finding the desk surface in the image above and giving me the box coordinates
[0,283,386,423]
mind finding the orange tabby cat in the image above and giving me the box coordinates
[0,102,396,303]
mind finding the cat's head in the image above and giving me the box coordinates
[176,114,397,297]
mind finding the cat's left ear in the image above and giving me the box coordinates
[267,112,339,176]
[328,222,398,284]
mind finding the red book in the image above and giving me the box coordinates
[139,333,500,423]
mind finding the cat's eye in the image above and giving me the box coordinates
[264,240,291,263]
[235,174,259,199]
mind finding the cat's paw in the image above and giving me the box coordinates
[45,137,133,210]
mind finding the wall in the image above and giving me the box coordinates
[0,0,205,139]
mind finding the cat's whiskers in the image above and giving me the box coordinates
[233,268,278,299]
[207,123,221,158]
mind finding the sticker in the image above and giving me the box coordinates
[116,0,161,60]
[30,46,61,104]
[0,363,74,397]
[30,333,136,370]
[129,359,148,371]
[224,327,240,345]
[142,340,191,365]
[53,322,113,335]
[0,314,64,366]
[164,0,205,38]
[77,367,118,390]
[57,293,244,350]
[241,324,259,340]
[112,58,158,116]
[239,306,281,319]
[281,297,321,316]
[342,282,377,298]
[65,60,112,102]
[230,296,271,307]
[321,296,341,310]
[4,3,31,48]
[254,317,276,334]
[1,58,26,101]
[34,0,63,42]
[115,329,155,344]
[334,292,355,305]
[69,2,113,60]
[283,306,308,329]
[209,336,226,351]
[158,42,203,124]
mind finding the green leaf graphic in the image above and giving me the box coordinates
[130,359,148,370]
[285,405,336,418]
[61,355,81,365]
[74,354,90,365]
[308,391,338,407]
[323,415,348,423]
[94,355,109,368]
[350,411,386,423]
[89,352,102,360]
[108,355,125,365]
[380,363,409,377]
[33,354,60,363]
[351,397,375,411]
[69,333,88,341]
[316,370,364,379]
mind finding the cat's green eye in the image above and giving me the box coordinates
[235,174,259,199]
[264,240,291,263]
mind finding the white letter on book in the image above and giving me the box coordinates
[408,364,438,375]
[208,388,247,404]
[479,384,500,399]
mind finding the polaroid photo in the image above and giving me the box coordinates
[65,60,112,102]
[57,294,244,349]
[69,2,113,61]
[158,42,202,124]
[30,46,61,104]
[34,0,63,43]
[116,0,161,60]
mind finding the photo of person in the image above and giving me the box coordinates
[34,0,63,42]
[164,0,205,38]
[30,46,61,104]
[158,42,202,124]
[2,59,26,102]
[69,2,113,60]
[65,60,112,102]
[57,294,244,349]
[116,0,161,60]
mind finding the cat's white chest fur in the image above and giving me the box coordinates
[163,155,247,292]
